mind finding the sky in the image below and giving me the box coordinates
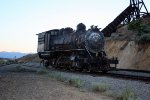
[0,0,150,53]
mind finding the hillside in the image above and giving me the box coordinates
[105,16,150,71]
[17,53,40,63]
[0,51,27,59]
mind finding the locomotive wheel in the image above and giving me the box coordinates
[55,56,63,69]
[70,65,75,71]
[55,55,72,70]
[44,60,49,69]
[87,63,95,72]
[70,60,83,71]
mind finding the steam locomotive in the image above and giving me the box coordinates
[37,23,118,73]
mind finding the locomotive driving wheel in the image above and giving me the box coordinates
[55,55,71,70]
[55,55,63,69]
[43,60,49,69]
[69,61,75,71]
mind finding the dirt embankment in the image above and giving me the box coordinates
[105,16,150,71]
[105,39,150,70]
[17,54,40,63]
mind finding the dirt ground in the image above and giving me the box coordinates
[0,72,113,100]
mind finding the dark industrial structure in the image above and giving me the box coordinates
[102,0,150,37]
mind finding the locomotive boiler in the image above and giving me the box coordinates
[37,23,118,72]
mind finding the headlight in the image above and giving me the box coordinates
[85,31,104,53]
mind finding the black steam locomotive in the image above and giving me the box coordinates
[37,23,118,73]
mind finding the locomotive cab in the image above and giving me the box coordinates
[44,29,59,51]
[37,32,45,53]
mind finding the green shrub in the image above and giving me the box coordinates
[140,24,150,33]
[136,33,150,43]
[92,83,110,92]
[128,19,142,32]
[16,65,21,69]
[105,91,117,98]
[55,74,66,82]
[47,72,56,78]
[0,60,5,65]
[48,72,83,87]
[128,18,150,43]
[16,65,26,71]
[48,72,66,82]
[48,72,59,78]
[68,77,83,88]
[37,68,48,75]
[119,88,137,100]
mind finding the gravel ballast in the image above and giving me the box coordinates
[49,69,150,100]
[25,62,150,100]
[1,63,150,100]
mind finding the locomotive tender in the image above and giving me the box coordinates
[37,23,118,72]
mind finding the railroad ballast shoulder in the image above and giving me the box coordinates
[37,23,118,72]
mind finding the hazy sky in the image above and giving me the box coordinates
[0,0,149,53]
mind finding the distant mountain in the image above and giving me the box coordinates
[0,51,28,59]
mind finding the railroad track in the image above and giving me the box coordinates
[116,68,150,73]
[48,67,150,82]
[110,69,150,81]
[2,63,149,82]
[101,71,150,82]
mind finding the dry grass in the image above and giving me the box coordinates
[48,72,67,82]
[68,77,83,88]
[36,68,49,75]
[118,88,137,100]
[92,82,110,92]
[15,65,26,71]
[38,70,84,88]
